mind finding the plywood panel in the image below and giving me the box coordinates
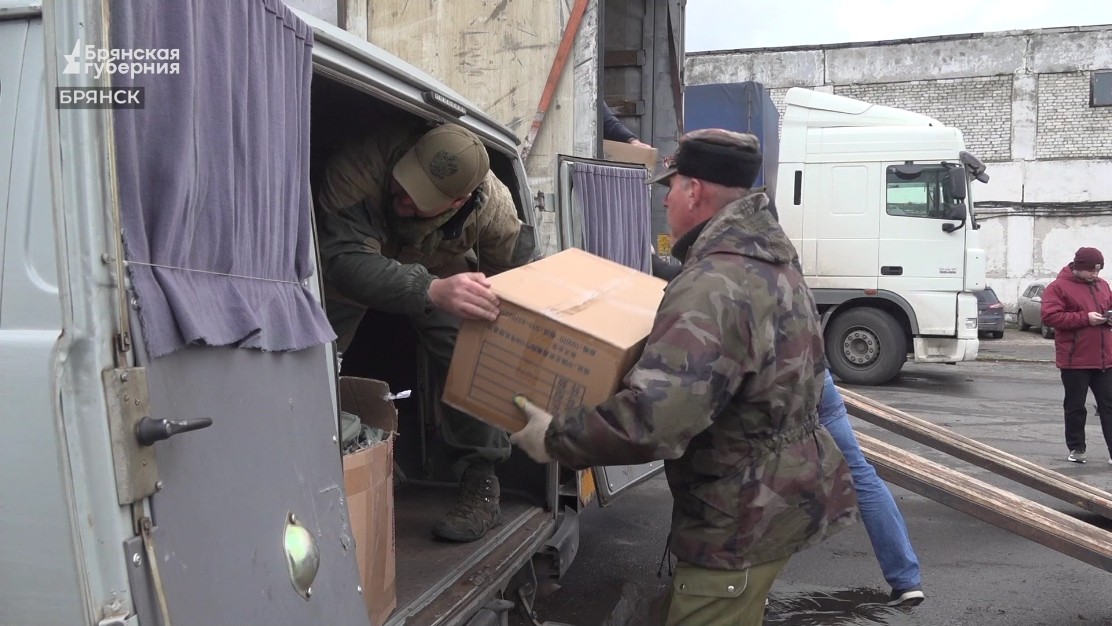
[335,0,604,200]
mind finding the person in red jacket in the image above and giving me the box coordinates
[1041,246,1112,464]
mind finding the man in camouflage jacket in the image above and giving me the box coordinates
[513,129,857,625]
[317,122,535,542]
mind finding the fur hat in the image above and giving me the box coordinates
[646,128,762,189]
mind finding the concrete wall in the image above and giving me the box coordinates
[687,26,1112,310]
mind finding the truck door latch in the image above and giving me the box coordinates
[136,417,214,446]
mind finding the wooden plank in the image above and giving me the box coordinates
[520,0,591,161]
[840,386,1112,521]
[666,0,684,132]
[572,3,600,162]
[604,49,646,67]
[857,433,1112,573]
[604,98,644,116]
[364,0,567,141]
[337,0,366,39]
[363,0,587,207]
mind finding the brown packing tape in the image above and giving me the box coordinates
[342,446,373,495]
[534,277,638,320]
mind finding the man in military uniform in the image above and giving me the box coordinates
[317,122,535,542]
[512,129,857,625]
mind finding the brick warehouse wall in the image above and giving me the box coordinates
[1037,72,1112,159]
[834,77,1013,162]
[685,25,1112,310]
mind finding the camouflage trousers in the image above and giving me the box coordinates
[664,557,790,626]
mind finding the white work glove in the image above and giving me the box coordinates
[511,395,554,464]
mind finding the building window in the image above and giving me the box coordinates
[1092,70,1112,107]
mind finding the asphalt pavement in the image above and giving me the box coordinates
[975,327,1056,364]
[519,327,1112,626]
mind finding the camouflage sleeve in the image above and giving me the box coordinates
[474,175,536,275]
[544,269,752,469]
[316,200,435,316]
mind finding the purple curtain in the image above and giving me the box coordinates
[112,0,335,358]
[571,162,652,273]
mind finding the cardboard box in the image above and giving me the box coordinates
[444,248,667,433]
[602,139,659,171]
[340,377,397,626]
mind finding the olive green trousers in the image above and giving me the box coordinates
[664,557,790,626]
[413,308,511,474]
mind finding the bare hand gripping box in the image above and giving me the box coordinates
[444,248,667,433]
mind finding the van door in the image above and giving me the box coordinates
[129,343,367,625]
[556,155,663,504]
[101,3,369,624]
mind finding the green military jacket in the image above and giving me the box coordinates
[316,122,534,347]
[544,192,857,570]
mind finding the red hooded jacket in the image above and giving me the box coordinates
[1041,266,1112,369]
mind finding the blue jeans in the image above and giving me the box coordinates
[820,370,922,592]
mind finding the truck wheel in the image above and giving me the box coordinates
[825,308,906,385]
[1018,311,1031,331]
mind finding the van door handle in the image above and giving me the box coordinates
[136,417,214,446]
[881,266,903,276]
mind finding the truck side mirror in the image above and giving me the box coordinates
[947,168,967,200]
[942,203,967,233]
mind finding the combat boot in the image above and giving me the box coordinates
[432,464,502,542]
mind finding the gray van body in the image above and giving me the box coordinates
[0,3,567,625]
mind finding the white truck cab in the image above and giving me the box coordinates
[776,88,988,385]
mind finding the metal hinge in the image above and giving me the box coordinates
[103,367,158,504]
[116,331,132,355]
[96,587,135,626]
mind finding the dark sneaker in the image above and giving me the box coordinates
[888,587,925,607]
[1067,450,1087,464]
[432,464,503,542]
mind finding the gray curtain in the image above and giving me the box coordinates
[112,0,335,359]
[570,163,652,273]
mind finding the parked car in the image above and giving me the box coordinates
[1017,282,1056,338]
[976,287,1006,338]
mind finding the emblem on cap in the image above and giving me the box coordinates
[429,151,460,180]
